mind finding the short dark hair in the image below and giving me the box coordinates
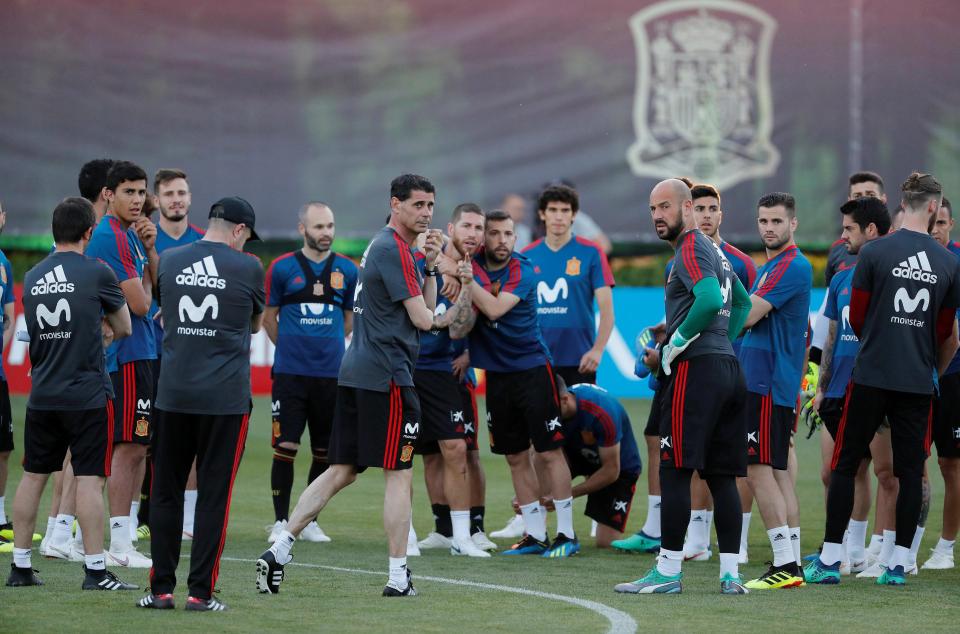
[849,171,885,194]
[451,202,483,225]
[485,209,512,224]
[691,184,721,205]
[757,192,797,218]
[390,174,435,202]
[78,159,116,203]
[105,161,148,192]
[942,196,953,219]
[538,185,579,213]
[840,197,891,236]
[154,168,188,194]
[52,197,96,244]
[901,172,943,211]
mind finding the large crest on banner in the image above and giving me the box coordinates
[626,0,779,190]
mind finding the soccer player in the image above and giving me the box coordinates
[85,161,157,568]
[522,184,614,386]
[614,178,751,595]
[264,202,357,544]
[738,193,812,590]
[0,200,15,540]
[464,209,578,558]
[256,174,475,598]
[6,197,136,590]
[805,172,960,587]
[142,168,205,542]
[924,196,960,570]
[138,196,265,611]
[412,203,491,557]
[812,197,891,574]
[556,380,641,547]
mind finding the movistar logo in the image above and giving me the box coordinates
[892,251,937,284]
[894,287,930,313]
[31,265,74,295]
[175,256,225,289]
[537,278,568,304]
[179,294,219,322]
[300,303,333,316]
[36,298,71,329]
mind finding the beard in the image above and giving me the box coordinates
[305,233,331,253]
[656,216,684,242]
[763,234,790,251]
[160,206,187,222]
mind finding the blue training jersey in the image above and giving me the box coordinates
[739,245,813,408]
[823,266,858,397]
[151,224,205,354]
[944,241,960,376]
[563,384,642,476]
[522,235,614,367]
[86,215,156,366]
[0,250,13,380]
[267,250,358,378]
[468,250,551,372]
[414,252,460,372]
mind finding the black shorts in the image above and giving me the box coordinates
[417,378,479,455]
[270,373,337,449]
[831,383,932,479]
[111,359,153,445]
[658,354,747,476]
[23,404,114,477]
[0,379,12,452]
[584,470,639,533]
[328,383,420,471]
[554,366,596,389]
[819,396,845,440]
[413,369,469,453]
[933,373,960,458]
[745,391,794,470]
[485,365,563,456]
[644,384,663,437]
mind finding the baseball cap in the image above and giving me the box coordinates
[209,196,260,241]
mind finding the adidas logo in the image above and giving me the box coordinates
[773,533,786,541]
[175,256,226,289]
[31,265,74,295]
[892,251,938,283]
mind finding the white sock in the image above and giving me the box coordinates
[519,501,547,542]
[388,556,408,588]
[554,497,575,539]
[13,547,31,569]
[451,510,470,542]
[270,530,296,565]
[719,552,739,578]
[657,548,683,576]
[790,527,801,564]
[183,489,198,533]
[935,537,955,554]
[841,529,850,563]
[642,495,661,538]
[129,502,140,537]
[768,526,793,567]
[909,525,925,563]
[821,541,844,566]
[44,516,56,539]
[538,504,549,536]
[52,514,74,546]
[705,510,714,546]
[867,533,883,556]
[879,529,896,566]
[740,512,751,552]
[890,544,910,569]
[0,496,6,524]
[109,516,131,551]
[687,510,707,550]
[74,524,83,546]
[84,552,106,571]
[847,519,868,561]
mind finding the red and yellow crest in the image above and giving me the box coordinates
[272,419,281,439]
[400,444,414,463]
[331,271,344,290]
[135,417,149,437]
[566,257,581,276]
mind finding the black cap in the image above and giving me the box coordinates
[209,196,260,241]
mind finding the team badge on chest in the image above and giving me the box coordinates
[313,282,324,296]
[331,271,344,290]
[566,257,581,276]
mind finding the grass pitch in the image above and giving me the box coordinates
[1,395,959,633]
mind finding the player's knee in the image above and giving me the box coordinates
[440,439,467,465]
[277,441,299,452]
[505,451,529,469]
[310,446,327,463]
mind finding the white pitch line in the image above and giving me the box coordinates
[220,556,637,634]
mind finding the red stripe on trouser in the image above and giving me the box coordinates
[760,394,769,464]
[126,363,135,441]
[383,384,400,468]
[672,362,687,467]
[105,400,115,476]
[765,394,773,464]
[678,362,688,467]
[210,413,249,593]
[831,382,854,470]
[545,362,559,407]
[391,386,403,465]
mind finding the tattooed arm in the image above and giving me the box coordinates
[433,280,477,339]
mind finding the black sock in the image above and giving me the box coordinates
[470,506,485,534]
[825,469,856,545]
[271,447,297,522]
[704,475,741,554]
[658,466,693,553]
[895,473,923,549]
[432,503,452,537]
[308,447,328,484]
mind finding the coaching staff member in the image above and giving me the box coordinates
[138,197,265,611]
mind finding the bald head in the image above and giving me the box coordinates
[652,179,693,204]
[649,179,692,243]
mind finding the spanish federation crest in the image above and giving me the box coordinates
[627,0,779,190]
